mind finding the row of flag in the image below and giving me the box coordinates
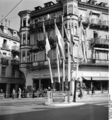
[43,19,87,84]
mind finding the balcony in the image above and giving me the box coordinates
[30,16,62,33]
[1,58,9,66]
[90,18,109,30]
[91,38,109,48]
[11,59,19,66]
[88,58,109,65]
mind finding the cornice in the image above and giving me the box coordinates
[31,2,108,18]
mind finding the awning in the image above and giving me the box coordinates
[83,77,108,81]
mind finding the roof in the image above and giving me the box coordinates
[0,25,20,42]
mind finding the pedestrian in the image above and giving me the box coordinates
[32,87,35,98]
[12,89,16,99]
[91,86,95,95]
[0,89,3,93]
[18,88,22,99]
[78,82,83,98]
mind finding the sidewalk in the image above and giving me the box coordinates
[0,91,109,105]
[76,91,109,103]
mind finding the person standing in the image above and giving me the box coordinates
[12,89,16,99]
[18,88,22,99]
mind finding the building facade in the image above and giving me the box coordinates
[0,24,25,97]
[18,0,109,94]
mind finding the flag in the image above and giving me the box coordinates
[56,43,60,83]
[42,22,53,84]
[80,22,87,63]
[64,25,70,43]
[55,23,65,60]
[45,33,51,57]
[42,22,51,57]
[64,25,75,63]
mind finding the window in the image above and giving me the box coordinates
[23,18,26,27]
[22,51,26,62]
[2,39,8,49]
[27,34,30,45]
[93,31,98,38]
[23,33,26,45]
[12,68,15,77]
[3,52,6,55]
[1,67,6,77]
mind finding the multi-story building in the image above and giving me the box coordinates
[18,0,109,94]
[0,24,25,97]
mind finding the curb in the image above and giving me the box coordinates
[45,102,85,107]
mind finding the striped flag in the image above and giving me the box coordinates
[55,22,65,60]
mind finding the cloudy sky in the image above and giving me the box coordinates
[0,0,56,31]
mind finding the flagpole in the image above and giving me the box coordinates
[62,15,65,91]
[73,30,79,103]
[47,57,53,88]
[56,44,61,85]
[67,41,71,102]
[54,18,60,90]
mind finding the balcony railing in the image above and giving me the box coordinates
[90,18,109,29]
[91,38,109,48]
[87,58,109,65]
[30,16,62,32]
